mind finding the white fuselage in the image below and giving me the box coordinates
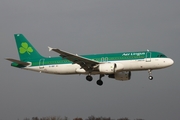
[23,58,174,75]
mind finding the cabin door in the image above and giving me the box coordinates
[39,59,45,69]
[146,51,151,62]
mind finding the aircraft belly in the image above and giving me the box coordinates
[47,64,79,74]
[25,64,80,74]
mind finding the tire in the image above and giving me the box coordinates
[96,80,103,86]
[86,75,93,81]
[149,76,153,80]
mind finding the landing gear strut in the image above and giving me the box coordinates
[148,69,153,80]
[96,74,104,86]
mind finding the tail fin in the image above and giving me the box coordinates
[14,34,44,61]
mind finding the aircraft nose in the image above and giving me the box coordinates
[167,58,174,66]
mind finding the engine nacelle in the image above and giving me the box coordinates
[115,63,124,72]
[99,63,115,74]
[108,71,131,81]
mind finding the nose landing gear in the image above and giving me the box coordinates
[149,76,153,80]
[148,69,153,80]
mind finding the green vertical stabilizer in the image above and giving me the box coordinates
[14,34,44,61]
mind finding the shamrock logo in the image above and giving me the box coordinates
[19,42,33,55]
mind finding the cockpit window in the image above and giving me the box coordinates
[157,54,166,57]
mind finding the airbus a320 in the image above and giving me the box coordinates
[6,34,174,86]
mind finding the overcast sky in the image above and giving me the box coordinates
[0,0,179,120]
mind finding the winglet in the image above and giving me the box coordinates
[48,46,53,51]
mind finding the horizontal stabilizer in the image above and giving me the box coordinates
[6,58,30,66]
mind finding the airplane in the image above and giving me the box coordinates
[6,34,174,86]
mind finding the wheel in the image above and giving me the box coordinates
[96,80,103,86]
[86,75,93,81]
[149,76,153,80]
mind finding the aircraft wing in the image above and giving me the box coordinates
[6,58,30,66]
[48,47,100,71]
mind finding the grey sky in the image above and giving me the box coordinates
[0,0,179,120]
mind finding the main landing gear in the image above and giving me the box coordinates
[86,74,105,86]
[148,69,153,80]
[96,74,104,86]
[86,75,93,81]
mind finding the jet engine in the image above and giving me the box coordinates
[99,63,124,74]
[99,63,115,74]
[108,71,131,81]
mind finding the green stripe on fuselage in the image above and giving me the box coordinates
[17,51,167,67]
